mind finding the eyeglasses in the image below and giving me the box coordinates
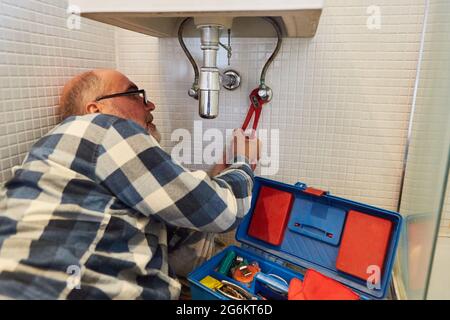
[95,89,149,105]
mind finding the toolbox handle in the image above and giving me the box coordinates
[293,222,334,239]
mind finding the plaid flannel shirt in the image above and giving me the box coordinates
[0,114,254,299]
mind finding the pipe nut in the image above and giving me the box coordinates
[188,87,199,100]
[258,86,273,102]
[222,70,241,91]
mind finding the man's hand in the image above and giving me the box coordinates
[232,129,261,170]
[210,153,228,177]
[210,129,261,177]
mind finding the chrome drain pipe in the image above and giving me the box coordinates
[197,24,222,119]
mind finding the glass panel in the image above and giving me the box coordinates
[395,0,450,300]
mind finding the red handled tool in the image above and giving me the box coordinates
[241,88,268,131]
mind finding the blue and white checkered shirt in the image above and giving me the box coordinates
[0,114,254,299]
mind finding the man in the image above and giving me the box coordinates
[0,69,260,299]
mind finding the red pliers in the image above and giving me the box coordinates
[241,88,267,131]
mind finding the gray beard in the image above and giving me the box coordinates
[148,126,162,143]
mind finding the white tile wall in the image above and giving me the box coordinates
[5,0,449,239]
[0,0,116,183]
[116,0,425,213]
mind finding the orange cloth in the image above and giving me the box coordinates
[288,269,359,300]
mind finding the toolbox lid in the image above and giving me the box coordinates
[235,177,402,299]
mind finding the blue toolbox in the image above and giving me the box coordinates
[187,177,402,300]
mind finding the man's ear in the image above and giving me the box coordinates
[85,102,101,114]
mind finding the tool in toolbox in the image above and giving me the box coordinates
[188,177,403,300]
[216,280,258,300]
[218,252,261,284]
[217,250,236,276]
[230,255,246,272]
[251,272,289,300]
[232,262,260,284]
[199,276,223,291]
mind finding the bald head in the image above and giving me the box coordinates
[58,69,160,142]
[60,70,104,120]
